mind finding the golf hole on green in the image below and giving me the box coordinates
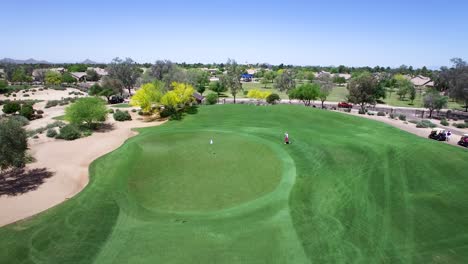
[128,131,283,212]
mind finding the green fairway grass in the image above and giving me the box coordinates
[1,105,467,263]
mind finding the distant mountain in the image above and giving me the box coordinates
[81,59,100,64]
[0,58,52,64]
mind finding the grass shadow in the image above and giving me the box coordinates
[0,168,54,196]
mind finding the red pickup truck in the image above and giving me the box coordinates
[338,102,353,108]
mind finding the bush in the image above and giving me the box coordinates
[57,124,81,140]
[389,113,396,119]
[358,109,366,115]
[10,115,30,126]
[46,121,66,129]
[113,110,132,121]
[45,100,59,108]
[344,108,351,113]
[159,107,174,118]
[205,93,218,105]
[398,114,406,121]
[34,114,43,119]
[266,93,281,105]
[131,109,137,113]
[377,111,385,116]
[23,94,30,97]
[65,97,108,128]
[19,104,35,120]
[108,109,115,113]
[416,119,437,128]
[0,118,28,169]
[2,101,21,114]
[36,109,44,114]
[35,127,47,134]
[440,118,449,126]
[46,128,57,138]
[453,123,467,129]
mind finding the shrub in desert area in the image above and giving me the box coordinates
[377,111,385,116]
[453,123,467,129]
[0,118,28,169]
[440,118,449,126]
[46,128,58,138]
[398,114,406,121]
[57,124,81,140]
[113,110,132,121]
[2,101,21,114]
[19,104,34,120]
[416,119,437,128]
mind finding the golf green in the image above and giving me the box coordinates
[128,131,283,212]
[1,104,467,264]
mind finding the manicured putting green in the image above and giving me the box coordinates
[128,132,282,212]
[0,104,467,264]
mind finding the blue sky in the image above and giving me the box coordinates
[1,0,467,67]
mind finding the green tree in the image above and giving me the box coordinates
[67,64,88,72]
[108,57,141,95]
[101,76,124,96]
[266,93,280,104]
[61,72,76,84]
[86,69,100,81]
[130,81,164,113]
[45,71,62,85]
[221,59,243,103]
[12,67,31,83]
[446,58,468,111]
[0,118,28,170]
[409,85,416,104]
[274,70,296,93]
[260,77,270,88]
[305,71,315,82]
[423,89,448,118]
[209,81,227,99]
[394,74,414,100]
[264,71,277,83]
[332,75,346,85]
[288,83,320,106]
[19,104,34,120]
[65,97,108,128]
[0,79,8,94]
[347,72,379,112]
[316,73,334,108]
[88,84,116,103]
[205,93,218,105]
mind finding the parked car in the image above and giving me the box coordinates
[428,128,447,141]
[338,102,353,108]
[458,134,468,147]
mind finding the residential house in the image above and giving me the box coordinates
[0,69,5,79]
[410,75,434,88]
[87,67,108,76]
[70,72,87,82]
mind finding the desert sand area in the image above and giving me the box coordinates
[0,88,165,227]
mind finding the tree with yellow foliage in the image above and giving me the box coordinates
[160,82,195,108]
[247,89,271,102]
[130,81,164,113]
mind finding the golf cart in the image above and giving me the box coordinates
[428,128,447,141]
[458,134,468,147]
